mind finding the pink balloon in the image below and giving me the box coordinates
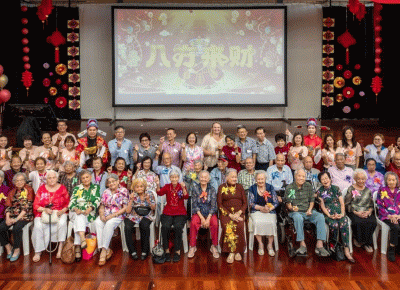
[0,89,11,103]
[0,65,3,76]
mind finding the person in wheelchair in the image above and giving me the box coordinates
[284,169,330,257]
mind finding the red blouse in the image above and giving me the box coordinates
[33,184,70,217]
[157,183,188,216]
[304,134,323,170]
[275,143,292,166]
[222,145,242,172]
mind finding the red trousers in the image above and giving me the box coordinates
[189,214,218,247]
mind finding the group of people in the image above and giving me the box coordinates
[0,117,400,265]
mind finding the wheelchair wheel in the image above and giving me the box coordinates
[278,223,285,244]
[288,241,296,258]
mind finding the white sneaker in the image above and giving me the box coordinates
[258,248,265,256]
[268,247,275,257]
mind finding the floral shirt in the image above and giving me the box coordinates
[365,170,385,194]
[101,186,129,219]
[112,170,130,189]
[0,184,10,218]
[58,172,80,196]
[201,133,226,168]
[288,146,308,171]
[5,185,34,221]
[376,186,400,221]
[125,190,156,223]
[69,183,101,222]
[344,186,373,213]
[32,146,59,170]
[317,185,343,216]
[183,171,200,197]
[33,184,70,218]
[161,141,181,167]
[191,183,217,217]
[135,170,158,193]
[337,141,362,167]
[182,145,204,174]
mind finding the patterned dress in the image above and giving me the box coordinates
[58,172,80,196]
[68,183,101,222]
[134,170,158,193]
[101,186,129,219]
[217,183,247,253]
[182,145,204,174]
[365,170,385,194]
[125,190,156,223]
[376,186,400,221]
[111,170,130,189]
[317,185,350,246]
[5,185,34,221]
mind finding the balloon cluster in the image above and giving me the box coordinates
[0,65,11,104]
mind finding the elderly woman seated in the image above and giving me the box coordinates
[188,170,219,259]
[0,172,34,262]
[32,170,70,262]
[124,178,156,261]
[284,169,329,257]
[248,170,279,256]
[69,169,101,262]
[344,169,377,253]
[317,171,355,263]
[218,168,247,263]
[156,169,189,263]
[95,173,129,266]
[376,171,400,262]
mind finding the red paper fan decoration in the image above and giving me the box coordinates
[343,70,353,79]
[343,87,355,99]
[47,29,66,63]
[42,78,51,87]
[55,96,67,108]
[337,30,356,65]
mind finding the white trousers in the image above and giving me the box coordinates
[94,217,122,250]
[32,214,68,253]
[70,212,90,245]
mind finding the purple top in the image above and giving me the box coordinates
[376,186,400,221]
[365,170,385,194]
[0,184,11,218]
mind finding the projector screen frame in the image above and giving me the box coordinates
[112,4,287,108]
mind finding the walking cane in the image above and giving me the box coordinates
[46,203,53,265]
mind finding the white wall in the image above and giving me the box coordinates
[79,4,322,120]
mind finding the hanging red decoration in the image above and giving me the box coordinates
[21,6,28,12]
[23,47,30,54]
[37,0,53,26]
[347,0,367,21]
[24,63,31,70]
[47,30,66,64]
[371,76,383,96]
[337,30,356,65]
[348,0,359,15]
[21,70,34,96]
[371,3,383,102]
[55,96,67,108]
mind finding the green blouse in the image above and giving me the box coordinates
[69,183,101,222]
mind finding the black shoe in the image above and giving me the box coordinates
[173,252,181,263]
[141,253,149,260]
[388,246,396,262]
[130,252,139,260]
[164,253,171,262]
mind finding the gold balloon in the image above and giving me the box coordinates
[0,74,8,89]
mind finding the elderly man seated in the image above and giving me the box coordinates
[284,169,329,257]
[237,157,256,192]
[328,153,354,193]
[210,155,229,191]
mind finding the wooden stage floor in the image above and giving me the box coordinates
[1,229,400,290]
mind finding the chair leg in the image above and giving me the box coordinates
[22,222,31,256]
[381,227,390,255]
[119,223,128,253]
[373,227,379,251]
[182,224,188,254]
[67,221,73,237]
[274,230,279,252]
[149,222,155,250]
[249,232,254,251]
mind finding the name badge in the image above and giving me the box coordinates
[232,152,236,156]
[138,153,143,157]
[124,150,128,154]
[174,149,178,153]
[247,150,252,154]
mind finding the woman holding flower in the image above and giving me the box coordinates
[344,169,377,253]
[248,170,279,257]
[364,158,385,193]
[376,171,400,262]
[317,171,355,263]
[217,168,247,263]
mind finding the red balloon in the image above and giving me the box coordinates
[21,18,28,25]
[23,46,30,54]
[21,38,29,45]
[0,89,11,103]
[21,6,28,12]
[22,28,29,35]
[24,63,31,70]
[374,67,382,74]
[22,55,30,62]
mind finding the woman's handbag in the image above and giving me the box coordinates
[329,230,346,261]
[61,236,75,264]
[134,206,151,217]
[152,240,166,264]
[41,210,59,224]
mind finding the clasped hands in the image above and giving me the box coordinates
[229,212,243,222]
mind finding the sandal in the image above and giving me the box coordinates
[227,253,235,264]
[267,246,275,257]
[81,240,87,249]
[364,245,374,253]
[188,247,197,258]
[98,251,107,266]
[210,245,220,259]
[315,247,330,257]
[33,253,41,263]
[106,249,113,260]
[75,247,82,262]
[296,246,307,255]
[234,253,242,261]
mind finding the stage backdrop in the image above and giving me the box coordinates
[80,4,322,119]
[112,7,287,106]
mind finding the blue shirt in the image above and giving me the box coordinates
[152,160,182,188]
[256,138,276,163]
[266,164,293,192]
[236,137,258,161]
[210,168,226,192]
[108,138,134,169]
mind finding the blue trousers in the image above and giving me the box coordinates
[288,210,326,242]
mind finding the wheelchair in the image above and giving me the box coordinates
[277,181,320,258]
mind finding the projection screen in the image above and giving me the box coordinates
[112,6,287,106]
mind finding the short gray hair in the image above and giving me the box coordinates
[79,169,92,181]
[106,173,119,186]
[335,153,345,161]
[198,170,210,179]
[384,171,399,188]
[169,169,181,178]
[63,160,76,168]
[0,170,4,180]
[254,170,267,180]
[225,168,237,178]
[294,168,306,177]
[46,170,59,180]
[12,172,28,185]
[353,168,367,180]
[193,160,203,167]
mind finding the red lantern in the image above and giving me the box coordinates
[37,0,53,25]
[47,30,66,63]
[21,18,28,25]
[22,38,29,45]
[23,47,30,54]
[55,79,62,85]
[22,56,30,63]
[374,67,382,74]
[371,76,383,103]
[24,63,31,70]
[21,70,34,96]
[337,30,356,65]
[21,6,28,12]
[22,28,29,35]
